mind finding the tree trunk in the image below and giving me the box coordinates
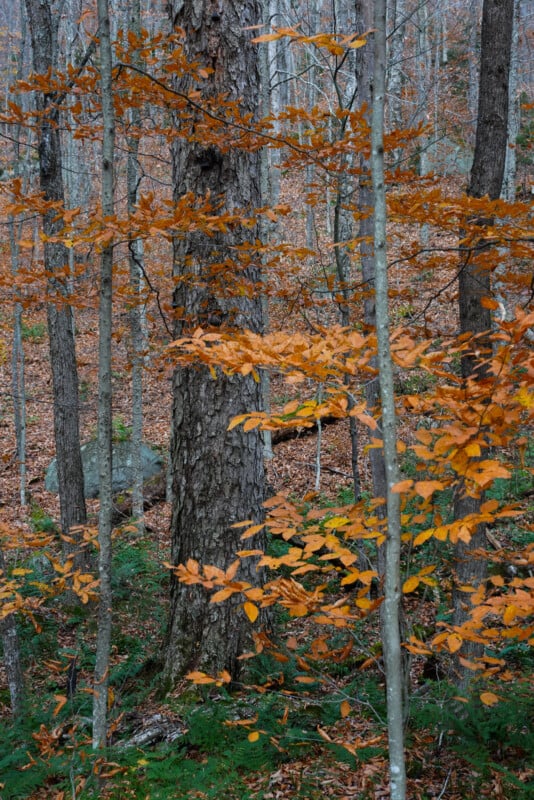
[357,0,388,578]
[164,0,265,687]
[453,0,514,688]
[127,0,147,530]
[24,0,87,567]
[371,3,406,796]
[0,549,24,718]
[93,0,115,750]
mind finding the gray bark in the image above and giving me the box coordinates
[387,0,406,164]
[164,0,266,686]
[371,2,406,796]
[127,0,147,529]
[453,0,514,688]
[0,549,24,717]
[24,0,87,566]
[332,0,361,501]
[93,0,115,750]
[502,0,521,202]
[357,0,388,572]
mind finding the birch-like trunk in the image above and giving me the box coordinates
[371,2,406,796]
[127,0,147,528]
[93,0,115,750]
[502,0,521,202]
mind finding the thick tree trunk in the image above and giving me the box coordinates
[164,0,265,686]
[24,0,87,566]
[453,0,514,687]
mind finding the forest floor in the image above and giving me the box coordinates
[0,175,533,800]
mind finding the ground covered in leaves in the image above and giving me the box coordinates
[1,174,533,799]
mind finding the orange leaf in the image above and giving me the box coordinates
[248,731,260,742]
[392,479,413,494]
[243,601,259,623]
[186,671,216,684]
[403,576,420,594]
[413,529,433,546]
[53,695,67,716]
[414,480,443,500]
[447,633,463,653]
[340,700,351,718]
[480,691,500,706]
[480,296,500,310]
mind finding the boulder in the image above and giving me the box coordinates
[45,440,164,499]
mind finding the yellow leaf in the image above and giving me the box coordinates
[348,37,367,48]
[323,516,350,529]
[413,529,434,546]
[503,604,518,625]
[243,601,259,623]
[402,576,420,594]
[248,731,260,742]
[243,418,261,432]
[465,442,481,457]
[11,568,33,576]
[240,523,266,540]
[516,386,534,409]
[480,691,500,706]
[340,700,351,718]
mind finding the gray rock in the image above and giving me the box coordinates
[45,440,164,498]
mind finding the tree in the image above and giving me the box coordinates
[93,0,115,749]
[23,0,87,567]
[452,0,514,685]
[163,0,266,686]
[371,0,406,795]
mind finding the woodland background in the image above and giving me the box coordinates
[0,0,533,798]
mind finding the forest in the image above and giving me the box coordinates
[0,0,533,798]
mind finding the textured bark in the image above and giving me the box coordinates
[93,0,115,750]
[127,0,147,529]
[371,3,406,796]
[453,0,514,687]
[0,549,24,717]
[164,0,265,686]
[24,0,87,565]
[356,0,388,578]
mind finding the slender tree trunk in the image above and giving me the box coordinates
[24,0,87,567]
[467,0,481,146]
[0,549,24,717]
[127,0,147,529]
[453,0,514,688]
[387,0,406,164]
[502,0,521,202]
[164,0,266,687]
[371,3,406,796]
[331,0,361,503]
[357,0,388,578]
[93,0,115,749]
